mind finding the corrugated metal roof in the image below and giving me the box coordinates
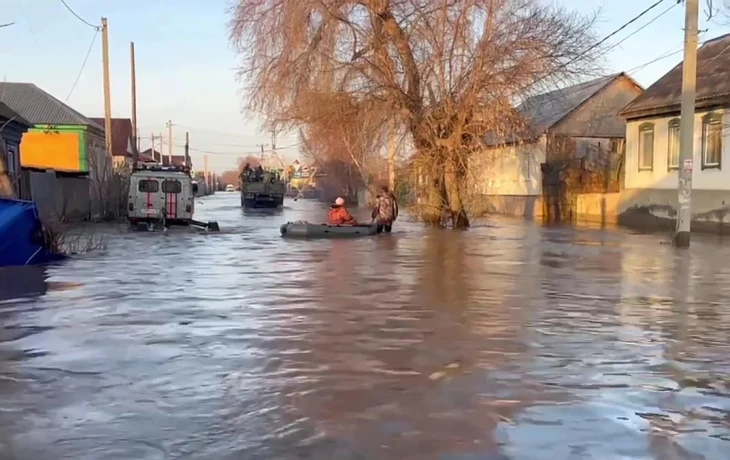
[483,74,624,146]
[0,82,103,130]
[517,74,620,131]
[621,32,730,117]
[0,102,32,127]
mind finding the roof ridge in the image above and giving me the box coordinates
[0,81,103,129]
[522,73,619,104]
[27,83,104,130]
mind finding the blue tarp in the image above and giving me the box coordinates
[0,198,65,267]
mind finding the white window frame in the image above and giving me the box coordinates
[701,112,722,170]
[667,118,680,171]
[638,122,654,172]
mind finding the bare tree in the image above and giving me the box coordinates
[229,0,602,227]
[297,92,387,195]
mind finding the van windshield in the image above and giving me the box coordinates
[138,180,159,193]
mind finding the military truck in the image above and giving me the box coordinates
[240,170,285,209]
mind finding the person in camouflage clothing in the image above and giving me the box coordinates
[372,185,399,233]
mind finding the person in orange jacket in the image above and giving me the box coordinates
[328,197,357,225]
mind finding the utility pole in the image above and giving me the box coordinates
[150,133,155,161]
[674,0,699,248]
[388,118,397,191]
[204,154,210,191]
[158,132,163,164]
[101,17,113,158]
[166,120,173,166]
[270,130,277,170]
[130,41,138,168]
[184,132,190,169]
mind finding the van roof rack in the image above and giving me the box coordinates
[133,163,191,174]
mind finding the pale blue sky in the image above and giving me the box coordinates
[0,0,727,172]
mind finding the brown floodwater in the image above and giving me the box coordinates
[0,193,729,459]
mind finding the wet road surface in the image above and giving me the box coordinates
[1,193,729,459]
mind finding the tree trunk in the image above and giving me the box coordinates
[444,153,470,229]
[421,175,443,225]
[388,118,397,191]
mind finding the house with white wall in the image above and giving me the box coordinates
[619,33,730,230]
[470,72,644,218]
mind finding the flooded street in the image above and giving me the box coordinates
[1,193,729,459]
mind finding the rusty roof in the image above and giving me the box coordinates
[90,118,134,158]
[620,33,730,118]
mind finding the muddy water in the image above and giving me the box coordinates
[0,193,729,459]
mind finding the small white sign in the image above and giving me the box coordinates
[142,208,158,215]
[683,158,693,171]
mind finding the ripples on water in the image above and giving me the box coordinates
[0,194,729,459]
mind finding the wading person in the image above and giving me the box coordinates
[372,185,398,233]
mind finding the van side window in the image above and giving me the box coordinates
[162,180,182,194]
[138,180,159,193]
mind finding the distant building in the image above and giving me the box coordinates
[139,147,187,168]
[138,148,161,165]
[89,117,136,168]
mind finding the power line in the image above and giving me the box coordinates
[562,0,668,71]
[138,135,270,149]
[139,136,302,155]
[602,2,678,56]
[65,28,99,102]
[626,36,717,75]
[59,0,99,30]
[519,0,670,97]
[170,123,260,138]
[181,142,302,156]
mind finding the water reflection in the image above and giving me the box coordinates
[0,265,49,303]
[0,194,728,459]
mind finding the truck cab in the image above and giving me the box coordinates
[127,164,197,226]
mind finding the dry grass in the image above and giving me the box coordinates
[41,217,105,255]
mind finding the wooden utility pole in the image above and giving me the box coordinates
[204,154,210,191]
[674,0,699,248]
[130,41,138,168]
[167,120,172,165]
[150,133,155,161]
[184,132,190,169]
[101,17,113,158]
[388,118,397,191]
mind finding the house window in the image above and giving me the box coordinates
[638,122,654,171]
[667,118,680,170]
[162,180,182,194]
[138,179,159,193]
[701,113,722,169]
[2,141,18,177]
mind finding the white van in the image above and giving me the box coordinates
[127,165,196,226]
